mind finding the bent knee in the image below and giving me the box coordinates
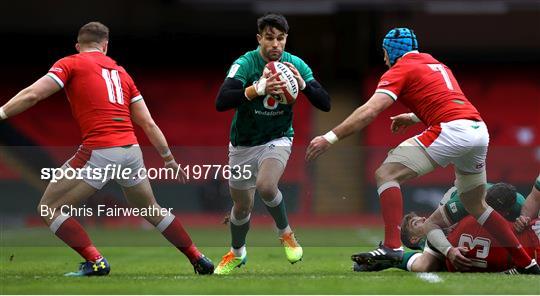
[232,202,253,218]
[375,166,391,184]
[255,182,278,199]
[375,164,413,185]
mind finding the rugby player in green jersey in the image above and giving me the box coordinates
[214,13,331,275]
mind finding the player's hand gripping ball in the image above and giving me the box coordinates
[264,61,299,104]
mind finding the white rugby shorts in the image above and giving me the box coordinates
[63,144,146,189]
[228,137,292,190]
[414,119,489,174]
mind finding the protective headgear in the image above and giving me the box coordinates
[382,28,418,66]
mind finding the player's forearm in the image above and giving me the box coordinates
[521,187,540,218]
[426,228,452,257]
[333,104,377,140]
[215,78,249,111]
[141,123,174,162]
[1,88,42,119]
[302,80,331,112]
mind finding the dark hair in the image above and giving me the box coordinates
[400,212,423,250]
[257,13,289,34]
[486,182,517,220]
[78,21,109,44]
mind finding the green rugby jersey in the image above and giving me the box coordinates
[225,48,314,146]
[442,183,525,224]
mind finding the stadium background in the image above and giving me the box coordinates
[0,0,539,237]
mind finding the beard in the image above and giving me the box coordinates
[265,49,282,61]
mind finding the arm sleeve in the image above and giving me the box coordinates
[290,56,329,111]
[46,57,73,88]
[302,79,331,112]
[215,78,248,111]
[374,66,407,101]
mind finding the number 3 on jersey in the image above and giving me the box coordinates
[428,64,454,90]
[458,234,491,269]
[101,68,124,104]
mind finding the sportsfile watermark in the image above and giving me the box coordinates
[40,164,253,183]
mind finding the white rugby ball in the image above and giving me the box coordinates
[264,61,299,104]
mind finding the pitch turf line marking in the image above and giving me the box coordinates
[416,272,443,283]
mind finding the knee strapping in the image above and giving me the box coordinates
[455,170,486,195]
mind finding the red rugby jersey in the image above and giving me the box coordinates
[445,216,539,272]
[47,51,142,148]
[375,52,482,126]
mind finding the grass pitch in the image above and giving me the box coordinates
[1,227,539,294]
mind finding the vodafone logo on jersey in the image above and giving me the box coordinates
[263,95,279,110]
[378,80,390,86]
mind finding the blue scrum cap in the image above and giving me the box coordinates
[382,28,418,66]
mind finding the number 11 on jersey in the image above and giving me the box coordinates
[101,68,124,104]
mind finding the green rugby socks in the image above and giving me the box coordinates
[263,191,291,235]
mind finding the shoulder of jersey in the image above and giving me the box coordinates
[243,49,259,59]
[61,53,80,62]
[281,51,293,60]
[233,51,252,65]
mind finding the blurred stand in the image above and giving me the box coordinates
[0,0,538,230]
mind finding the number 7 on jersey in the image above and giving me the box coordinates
[428,64,454,90]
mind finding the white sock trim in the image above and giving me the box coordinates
[49,214,70,233]
[377,181,400,196]
[262,191,283,208]
[277,225,292,236]
[156,214,175,232]
[230,209,250,226]
[477,207,494,226]
[407,253,422,271]
[231,245,246,258]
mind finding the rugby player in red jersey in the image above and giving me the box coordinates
[397,215,540,273]
[355,183,540,273]
[306,27,540,274]
[445,217,540,273]
[0,22,214,276]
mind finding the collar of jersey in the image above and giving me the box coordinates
[402,50,419,57]
[393,50,420,66]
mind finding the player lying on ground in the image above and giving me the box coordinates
[355,182,540,273]
[213,13,331,275]
[515,173,540,232]
[305,27,540,274]
[0,22,214,276]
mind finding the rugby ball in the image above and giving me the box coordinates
[264,61,299,104]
